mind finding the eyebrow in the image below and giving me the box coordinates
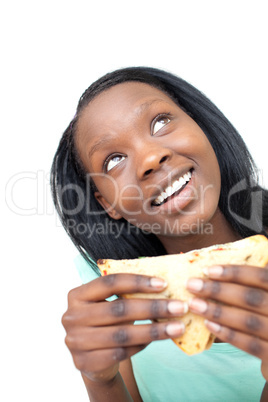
[137,98,163,116]
[88,137,114,160]
[87,98,165,159]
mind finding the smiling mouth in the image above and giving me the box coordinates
[151,169,193,207]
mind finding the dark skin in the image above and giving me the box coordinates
[187,265,268,378]
[62,82,268,401]
[64,274,185,401]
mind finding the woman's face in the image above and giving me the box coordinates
[76,82,221,245]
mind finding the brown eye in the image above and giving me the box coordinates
[106,155,126,172]
[152,115,171,135]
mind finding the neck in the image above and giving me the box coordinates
[157,209,242,254]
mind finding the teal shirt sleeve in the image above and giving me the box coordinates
[74,253,100,283]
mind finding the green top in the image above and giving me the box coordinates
[75,254,265,401]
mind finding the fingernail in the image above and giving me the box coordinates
[189,298,208,313]
[186,278,204,292]
[207,266,224,277]
[150,277,167,289]
[205,320,221,332]
[166,322,185,336]
[168,301,189,315]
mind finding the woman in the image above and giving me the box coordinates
[51,67,268,401]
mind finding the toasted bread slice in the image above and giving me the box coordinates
[98,235,268,355]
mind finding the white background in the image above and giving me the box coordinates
[1,1,267,401]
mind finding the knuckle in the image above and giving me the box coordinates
[65,332,80,351]
[62,306,83,330]
[150,300,161,318]
[64,333,75,350]
[61,312,70,329]
[248,338,263,357]
[229,265,240,280]
[203,280,221,296]
[113,347,128,362]
[226,328,236,342]
[102,274,116,286]
[67,287,79,305]
[259,268,268,283]
[112,328,129,345]
[110,299,127,317]
[67,289,75,304]
[211,304,222,320]
[245,288,265,307]
[150,324,160,340]
[61,309,75,329]
[131,274,150,292]
[135,274,148,288]
[245,314,262,332]
[210,281,221,295]
[73,353,88,372]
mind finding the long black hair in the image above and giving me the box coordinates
[51,67,268,274]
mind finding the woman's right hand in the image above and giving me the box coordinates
[62,273,186,384]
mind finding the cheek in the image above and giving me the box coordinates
[204,148,221,190]
[201,151,221,202]
[198,156,221,219]
[94,177,144,215]
[94,177,120,205]
[112,185,145,218]
[177,130,221,189]
[192,131,220,178]
[188,131,221,211]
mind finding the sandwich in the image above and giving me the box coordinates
[97,235,268,355]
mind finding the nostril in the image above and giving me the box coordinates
[144,168,153,176]
[160,155,168,164]
[143,155,169,177]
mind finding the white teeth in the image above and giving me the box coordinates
[153,170,192,206]
[165,186,173,197]
[179,176,186,186]
[157,194,165,204]
[172,180,181,193]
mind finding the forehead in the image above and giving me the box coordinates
[86,81,173,110]
[77,82,175,133]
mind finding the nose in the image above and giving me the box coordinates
[137,147,172,179]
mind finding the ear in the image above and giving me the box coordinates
[94,191,122,220]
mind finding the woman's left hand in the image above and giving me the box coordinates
[186,264,268,381]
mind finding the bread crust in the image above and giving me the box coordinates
[98,235,268,355]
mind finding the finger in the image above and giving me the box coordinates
[63,298,188,328]
[65,321,185,351]
[72,345,147,374]
[189,298,268,341]
[204,321,268,361]
[205,265,268,291]
[261,362,268,381]
[68,274,167,303]
[186,278,267,314]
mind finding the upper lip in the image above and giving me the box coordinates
[147,166,193,207]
